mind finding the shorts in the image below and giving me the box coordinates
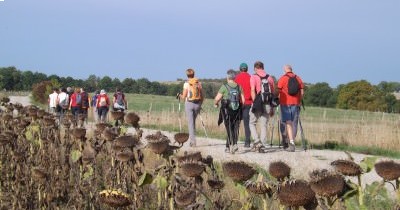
[281,105,300,122]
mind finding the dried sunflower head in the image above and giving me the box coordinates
[223,161,256,182]
[245,180,273,195]
[331,160,363,176]
[278,179,315,207]
[207,179,225,191]
[374,160,400,181]
[269,161,291,181]
[124,112,140,128]
[309,169,345,197]
[115,151,135,162]
[99,189,131,208]
[174,190,197,207]
[110,111,125,120]
[180,160,205,177]
[72,128,86,139]
[176,151,202,163]
[174,133,189,145]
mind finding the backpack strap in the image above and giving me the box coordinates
[256,73,269,80]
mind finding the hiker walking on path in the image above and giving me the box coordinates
[235,62,253,148]
[178,68,204,147]
[215,69,245,153]
[80,87,91,124]
[57,87,69,122]
[91,90,100,122]
[69,87,82,125]
[48,88,59,114]
[249,61,275,148]
[96,89,110,123]
[277,64,304,152]
[113,88,127,112]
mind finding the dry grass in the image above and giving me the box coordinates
[133,104,400,151]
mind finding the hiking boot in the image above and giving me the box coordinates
[225,147,230,153]
[244,143,250,148]
[288,143,295,152]
[232,144,238,153]
[282,141,289,149]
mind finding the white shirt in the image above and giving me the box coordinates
[58,92,69,105]
[49,92,58,108]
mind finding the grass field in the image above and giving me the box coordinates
[124,93,400,156]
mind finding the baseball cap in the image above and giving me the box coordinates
[240,63,248,69]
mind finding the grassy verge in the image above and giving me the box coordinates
[311,141,400,159]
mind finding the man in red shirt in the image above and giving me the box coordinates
[277,65,304,152]
[234,63,252,147]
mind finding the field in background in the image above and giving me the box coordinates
[125,93,400,152]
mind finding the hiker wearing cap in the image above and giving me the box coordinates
[277,65,304,152]
[249,61,275,148]
[235,62,253,148]
[96,90,110,123]
[178,68,204,147]
[215,69,245,153]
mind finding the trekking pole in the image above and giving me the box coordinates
[198,109,208,138]
[298,116,307,151]
[178,96,182,132]
[269,107,276,147]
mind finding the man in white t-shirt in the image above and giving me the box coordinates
[48,88,59,114]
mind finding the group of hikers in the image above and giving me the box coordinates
[48,87,128,125]
[179,61,304,153]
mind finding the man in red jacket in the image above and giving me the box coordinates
[234,63,252,147]
[277,65,304,152]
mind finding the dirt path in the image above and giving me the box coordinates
[9,95,32,107]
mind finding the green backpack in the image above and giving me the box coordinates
[224,84,240,111]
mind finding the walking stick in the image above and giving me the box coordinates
[198,109,208,138]
[178,97,182,132]
[298,116,307,151]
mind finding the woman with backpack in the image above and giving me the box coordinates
[178,68,204,147]
[214,69,245,153]
[96,89,110,123]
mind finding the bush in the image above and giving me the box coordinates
[31,81,57,104]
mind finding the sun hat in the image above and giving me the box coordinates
[240,63,248,69]
[100,89,106,95]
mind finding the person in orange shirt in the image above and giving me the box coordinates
[277,65,304,152]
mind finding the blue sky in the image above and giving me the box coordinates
[0,0,399,87]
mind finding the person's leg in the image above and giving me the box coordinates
[249,111,260,143]
[242,105,251,146]
[233,111,240,146]
[292,106,300,139]
[185,101,196,146]
[281,105,295,151]
[259,112,268,145]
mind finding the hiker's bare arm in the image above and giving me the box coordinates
[180,89,188,100]
[214,93,223,107]
[241,93,245,105]
[251,86,256,101]
[300,88,304,99]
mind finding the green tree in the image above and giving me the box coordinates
[337,80,387,111]
[303,82,335,107]
[121,78,136,93]
[86,74,99,92]
[98,76,113,91]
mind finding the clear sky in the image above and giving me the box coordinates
[0,0,399,87]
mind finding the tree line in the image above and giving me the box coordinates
[1,66,400,113]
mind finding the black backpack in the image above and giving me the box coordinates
[286,74,300,96]
[224,84,240,111]
[258,74,272,104]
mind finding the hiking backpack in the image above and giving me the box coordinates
[224,84,240,111]
[59,97,69,109]
[286,74,300,96]
[187,78,202,102]
[116,93,124,105]
[80,92,89,108]
[99,95,108,107]
[258,74,272,104]
[75,93,82,106]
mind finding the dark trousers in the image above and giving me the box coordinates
[97,106,109,122]
[223,108,241,148]
[242,105,251,145]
